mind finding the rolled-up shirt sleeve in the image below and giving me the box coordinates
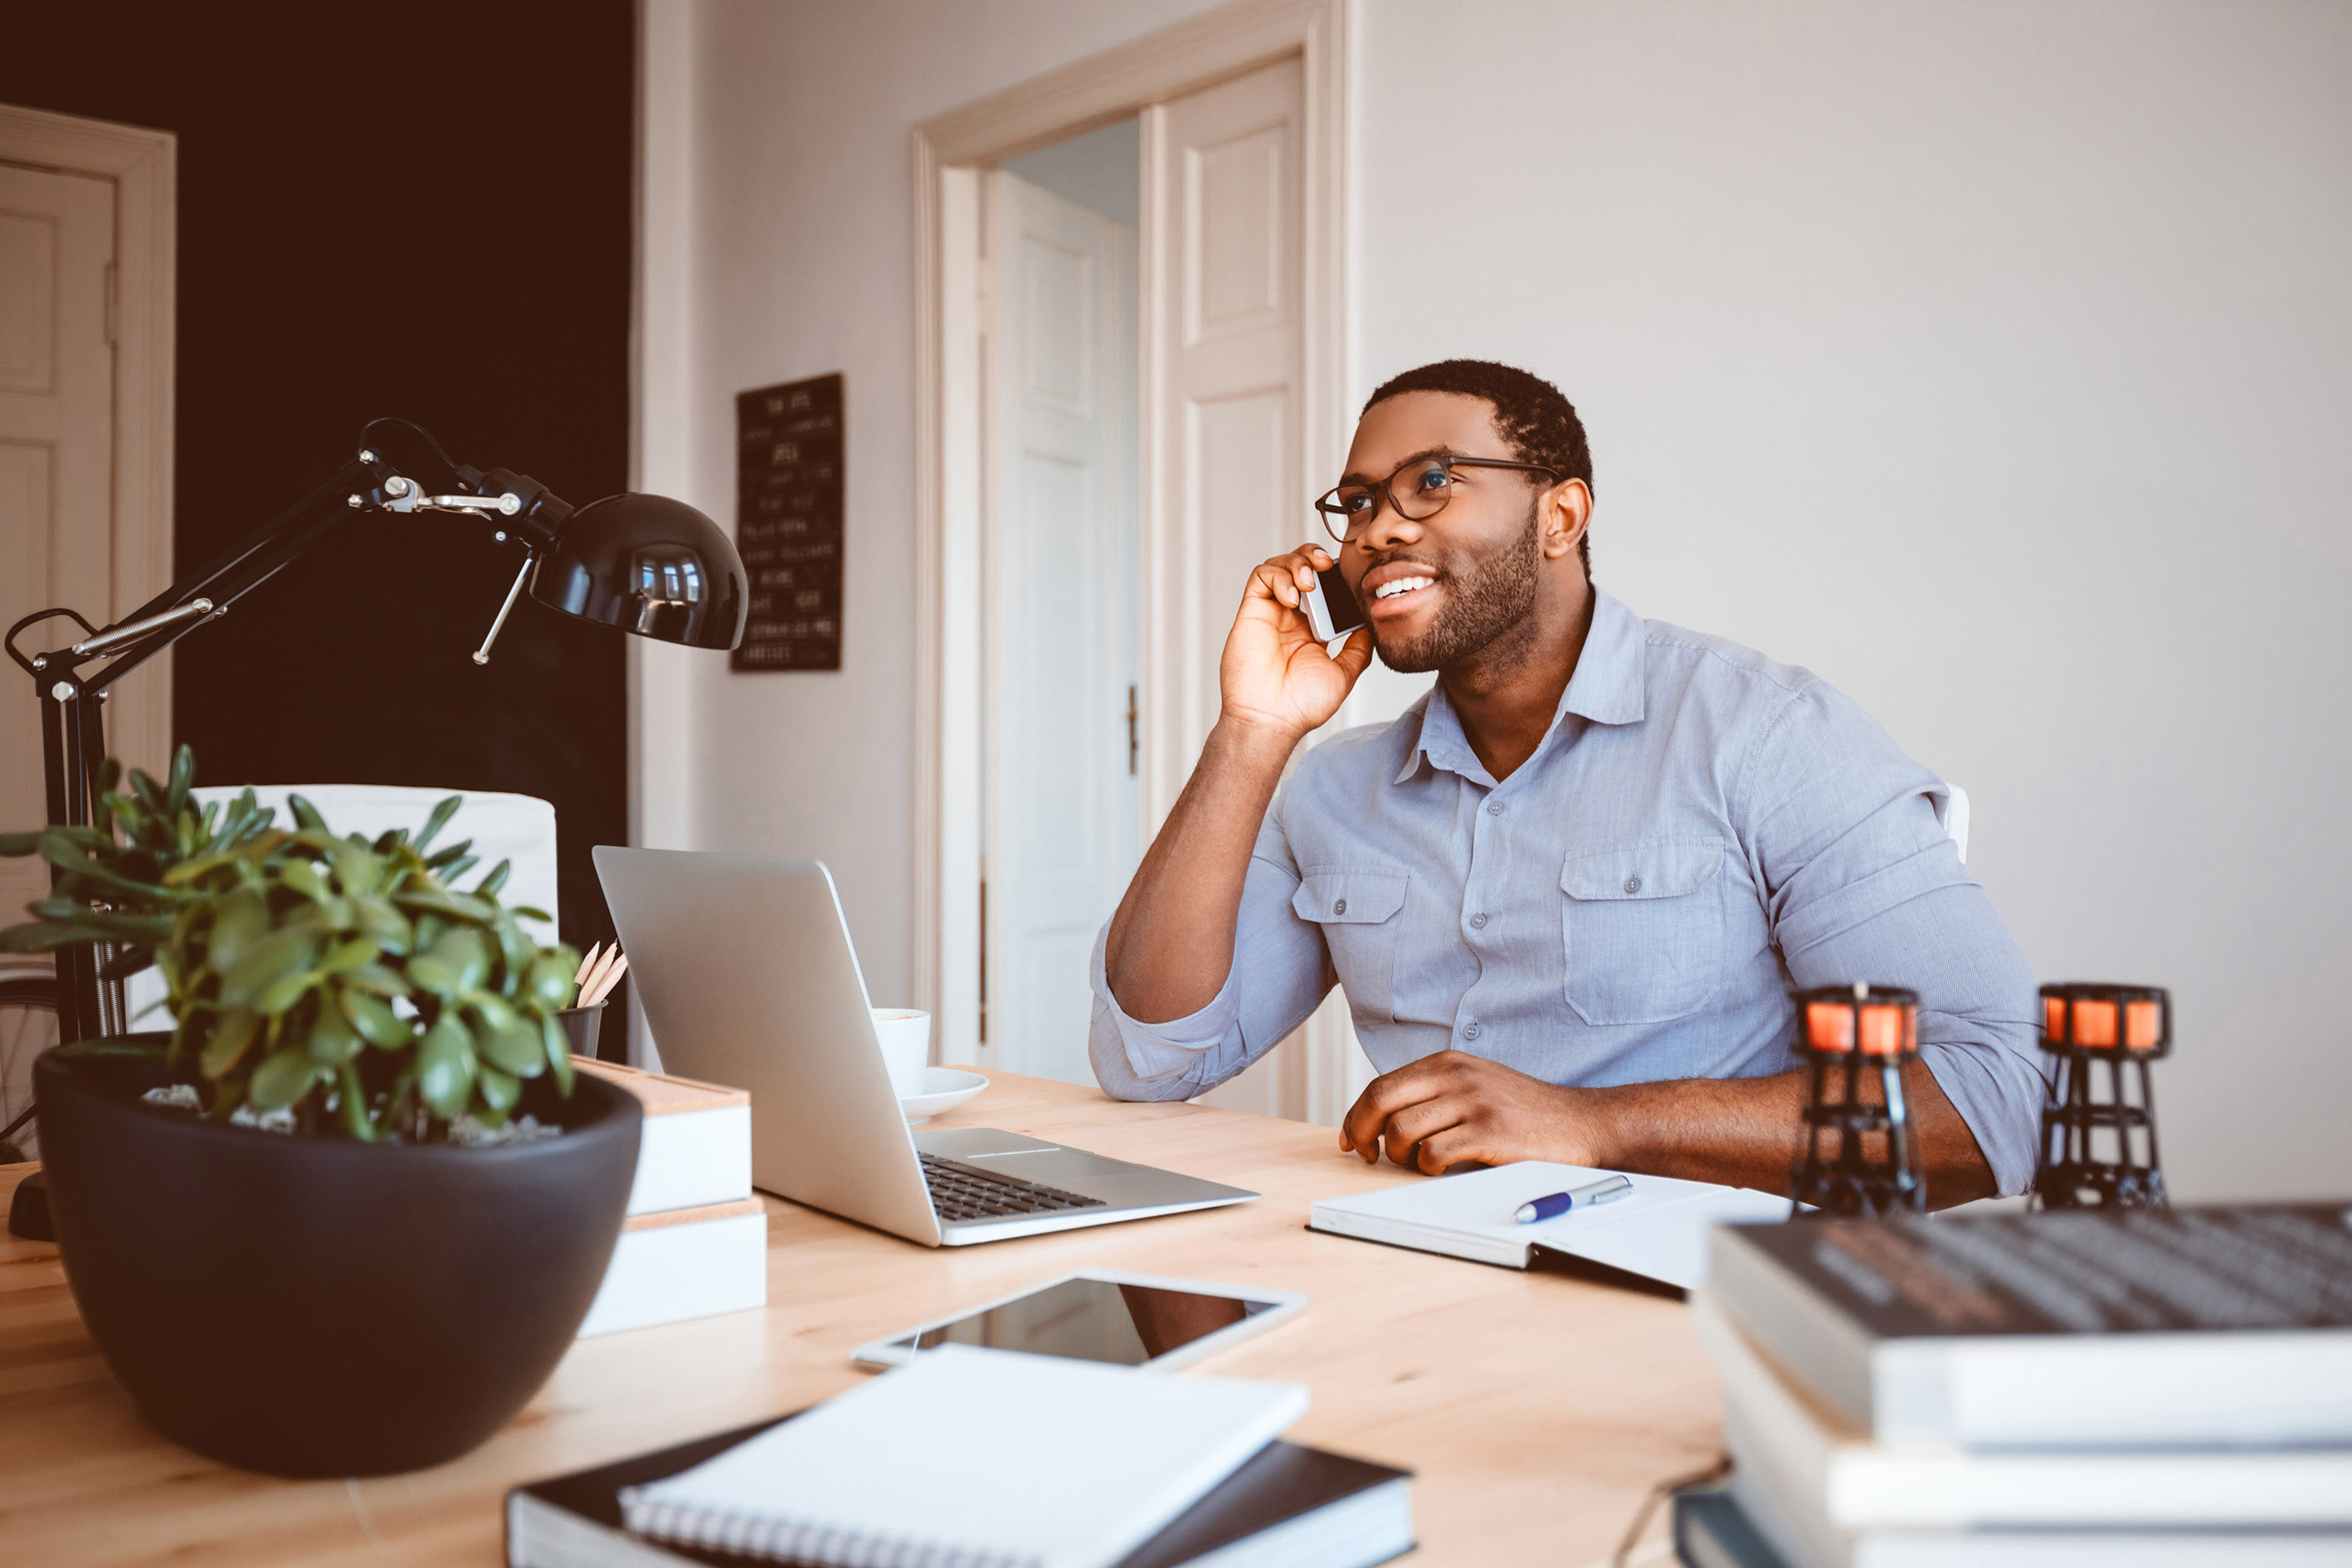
[1741,680,2049,1195]
[1088,802,1334,1101]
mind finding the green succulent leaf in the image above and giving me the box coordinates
[332,842,385,898]
[473,859,512,898]
[416,1012,476,1119]
[526,953,577,1011]
[287,793,329,834]
[200,1007,261,1077]
[339,962,411,999]
[219,926,318,1009]
[541,1010,576,1094]
[464,988,517,1031]
[339,986,412,1049]
[309,997,364,1065]
[248,1046,321,1111]
[206,887,271,970]
[423,837,475,873]
[475,1064,520,1125]
[480,1014,546,1077]
[351,891,411,954]
[280,856,329,901]
[319,934,378,975]
[395,885,494,926]
[411,795,464,854]
[428,928,492,991]
[337,1064,380,1141]
[253,969,317,1016]
[164,744,195,819]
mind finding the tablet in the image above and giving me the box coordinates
[850,1269,1307,1371]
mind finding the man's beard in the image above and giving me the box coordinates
[1373,507,1542,675]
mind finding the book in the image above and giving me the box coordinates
[572,1058,752,1216]
[1705,1204,2352,1447]
[576,1196,768,1338]
[1724,1428,2352,1568]
[616,1345,1311,1568]
[1692,1293,2352,1528]
[1307,1162,1790,1293]
[508,1415,1414,1568]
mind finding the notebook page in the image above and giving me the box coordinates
[621,1344,1308,1568]
[1313,1163,1787,1288]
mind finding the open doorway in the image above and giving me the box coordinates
[914,0,1354,1122]
[981,121,1142,1084]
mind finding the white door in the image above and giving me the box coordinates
[982,168,1141,1084]
[1140,57,1332,1119]
[0,161,115,928]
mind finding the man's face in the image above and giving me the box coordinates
[1335,392,1552,675]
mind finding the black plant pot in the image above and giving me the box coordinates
[33,1040,641,1477]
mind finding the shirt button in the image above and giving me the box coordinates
[1333,898,1346,916]
[1463,1020,1483,1040]
[1485,801,1503,817]
[1469,912,1488,929]
[1624,875,1642,894]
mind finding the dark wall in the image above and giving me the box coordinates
[2,2,637,964]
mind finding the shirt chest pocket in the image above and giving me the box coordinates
[1293,867,1410,1025]
[1559,837,1729,1025]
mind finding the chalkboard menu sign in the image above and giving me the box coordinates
[733,373,844,671]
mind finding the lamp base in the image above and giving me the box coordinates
[8,1169,52,1240]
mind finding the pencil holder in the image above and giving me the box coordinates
[1789,982,1926,1216]
[555,1003,606,1063]
[2033,982,2169,1210]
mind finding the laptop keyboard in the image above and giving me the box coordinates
[919,1152,1109,1225]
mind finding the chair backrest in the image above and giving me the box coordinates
[120,786,559,1027]
[1936,783,1971,865]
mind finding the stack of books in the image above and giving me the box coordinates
[572,1058,764,1338]
[1678,1204,2352,1567]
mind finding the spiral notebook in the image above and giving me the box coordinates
[617,1345,1308,1568]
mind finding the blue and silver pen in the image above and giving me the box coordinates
[1512,1174,1633,1224]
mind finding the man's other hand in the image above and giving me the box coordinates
[1221,546,1374,743]
[1339,1050,1601,1174]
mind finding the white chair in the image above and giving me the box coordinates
[122,786,561,1026]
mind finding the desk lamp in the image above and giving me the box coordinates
[4,418,748,1049]
[2033,982,2170,1209]
[1789,982,1927,1216]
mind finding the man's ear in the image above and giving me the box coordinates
[1539,478,1592,562]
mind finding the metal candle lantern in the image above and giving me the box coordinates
[2034,982,2170,1210]
[1790,982,1926,1216]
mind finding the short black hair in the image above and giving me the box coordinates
[1361,359,1594,577]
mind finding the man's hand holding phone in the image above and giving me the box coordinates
[1221,546,1375,743]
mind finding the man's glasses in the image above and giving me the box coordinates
[1312,454,1561,544]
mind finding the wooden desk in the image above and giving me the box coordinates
[0,1072,1722,1566]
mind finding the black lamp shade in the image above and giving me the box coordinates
[529,493,747,651]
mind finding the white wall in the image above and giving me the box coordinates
[1356,0,2352,1201]
[632,0,1221,1025]
[643,0,2352,1200]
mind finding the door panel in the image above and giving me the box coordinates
[984,169,1141,1087]
[1145,58,1317,1119]
[0,163,114,930]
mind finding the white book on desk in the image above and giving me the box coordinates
[619,1343,1310,1568]
[572,1058,751,1216]
[1308,1162,1789,1292]
[576,1198,768,1338]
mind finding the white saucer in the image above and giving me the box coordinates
[898,1067,988,1124]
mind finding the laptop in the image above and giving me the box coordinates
[593,847,1256,1246]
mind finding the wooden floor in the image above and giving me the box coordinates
[0,1070,1723,1566]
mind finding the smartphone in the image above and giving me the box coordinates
[1302,563,1366,643]
[850,1269,1307,1371]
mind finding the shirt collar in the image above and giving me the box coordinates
[1393,588,1648,786]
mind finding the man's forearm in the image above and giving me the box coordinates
[1583,1063,1997,1207]
[1103,718,1298,1023]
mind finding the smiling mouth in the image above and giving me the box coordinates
[1365,572,1439,618]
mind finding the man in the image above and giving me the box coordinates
[1088,361,2043,1205]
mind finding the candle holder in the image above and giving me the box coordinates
[1789,982,1926,1216]
[2034,982,2169,1210]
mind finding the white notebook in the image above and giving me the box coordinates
[618,1343,1309,1568]
[1308,1162,1790,1290]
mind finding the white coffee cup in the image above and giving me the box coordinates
[870,1008,932,1098]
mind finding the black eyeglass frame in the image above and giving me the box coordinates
[1312,454,1562,543]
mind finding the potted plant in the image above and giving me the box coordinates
[1,750,642,1477]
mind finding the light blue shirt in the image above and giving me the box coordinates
[1088,589,2048,1195]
